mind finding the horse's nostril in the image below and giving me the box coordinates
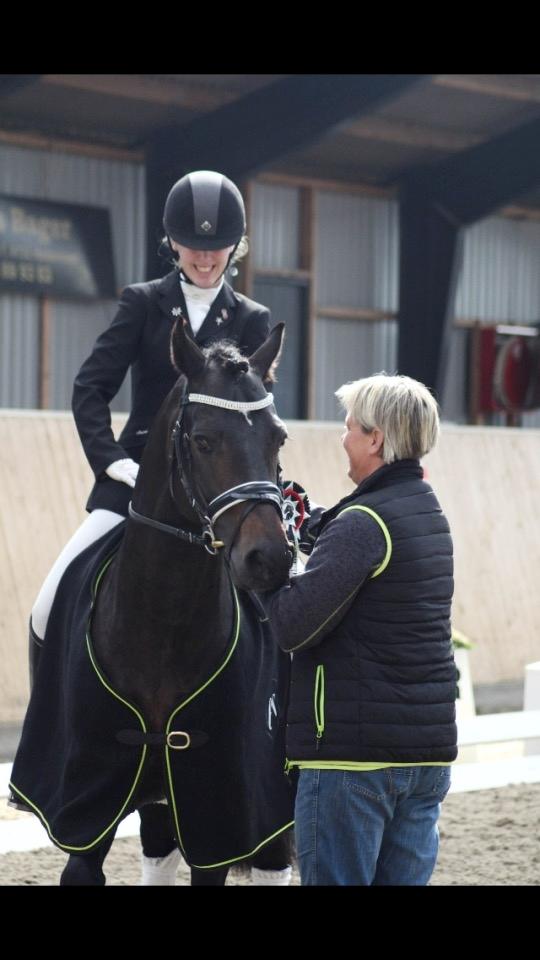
[243,546,291,587]
[246,549,266,573]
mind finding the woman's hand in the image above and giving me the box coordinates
[105,458,139,488]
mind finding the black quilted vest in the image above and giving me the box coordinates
[287,460,458,764]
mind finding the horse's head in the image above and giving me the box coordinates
[169,320,293,592]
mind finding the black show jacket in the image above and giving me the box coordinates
[72,270,270,479]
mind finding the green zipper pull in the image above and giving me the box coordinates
[314,664,325,748]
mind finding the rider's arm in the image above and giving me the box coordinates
[72,286,146,478]
[263,509,386,652]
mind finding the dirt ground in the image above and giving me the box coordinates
[1,781,539,885]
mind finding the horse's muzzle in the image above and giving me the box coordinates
[238,543,294,592]
[230,520,293,592]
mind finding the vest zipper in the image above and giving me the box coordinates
[314,664,325,749]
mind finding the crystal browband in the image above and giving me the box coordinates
[187,393,274,414]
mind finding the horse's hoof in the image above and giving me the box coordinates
[250,866,292,885]
[60,859,106,886]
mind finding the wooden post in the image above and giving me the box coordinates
[237,179,253,299]
[38,294,51,409]
[299,186,314,420]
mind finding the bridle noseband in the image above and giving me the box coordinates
[128,386,284,556]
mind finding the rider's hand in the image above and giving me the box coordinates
[105,458,139,488]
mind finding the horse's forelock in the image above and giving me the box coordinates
[204,343,252,384]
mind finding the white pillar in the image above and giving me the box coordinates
[455,648,475,719]
[455,647,477,763]
[524,662,540,756]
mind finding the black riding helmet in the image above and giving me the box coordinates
[163,170,246,251]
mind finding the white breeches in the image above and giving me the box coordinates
[31,509,124,640]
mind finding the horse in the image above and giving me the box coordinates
[9,321,296,885]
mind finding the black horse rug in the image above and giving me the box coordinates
[9,525,295,868]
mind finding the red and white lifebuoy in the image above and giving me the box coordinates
[493,336,539,413]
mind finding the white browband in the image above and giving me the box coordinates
[188,392,274,412]
[187,392,274,423]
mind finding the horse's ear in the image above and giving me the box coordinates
[170,318,205,379]
[248,323,285,383]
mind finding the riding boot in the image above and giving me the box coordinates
[28,618,43,691]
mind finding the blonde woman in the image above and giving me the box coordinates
[264,373,457,885]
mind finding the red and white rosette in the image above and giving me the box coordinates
[281,481,311,575]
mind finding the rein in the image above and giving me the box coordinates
[128,387,283,556]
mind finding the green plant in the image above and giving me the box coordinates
[452,629,473,650]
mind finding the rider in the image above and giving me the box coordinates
[30,170,272,668]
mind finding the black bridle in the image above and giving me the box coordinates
[128,384,284,556]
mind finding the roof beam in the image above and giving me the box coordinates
[403,116,540,224]
[146,74,429,182]
[41,74,230,110]
[346,116,480,151]
[0,76,41,98]
[434,74,540,102]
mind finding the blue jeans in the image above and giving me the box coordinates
[294,766,451,886]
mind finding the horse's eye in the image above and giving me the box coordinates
[193,435,211,453]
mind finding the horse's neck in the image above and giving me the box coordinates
[92,495,234,720]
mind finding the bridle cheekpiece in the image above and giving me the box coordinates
[128,389,283,556]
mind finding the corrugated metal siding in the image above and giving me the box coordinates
[0,144,145,286]
[0,143,145,410]
[315,192,398,310]
[0,294,39,407]
[251,183,300,270]
[49,300,131,411]
[440,328,469,424]
[521,409,540,428]
[455,216,540,323]
[314,316,398,420]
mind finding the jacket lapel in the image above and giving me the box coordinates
[157,273,238,343]
[157,270,189,328]
[194,283,236,344]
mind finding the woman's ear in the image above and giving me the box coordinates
[371,428,385,457]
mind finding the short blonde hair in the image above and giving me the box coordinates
[335,372,440,464]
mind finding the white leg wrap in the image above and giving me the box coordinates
[250,865,292,886]
[140,847,182,886]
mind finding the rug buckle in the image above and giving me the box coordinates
[167,730,191,750]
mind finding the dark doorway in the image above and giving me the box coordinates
[253,278,308,419]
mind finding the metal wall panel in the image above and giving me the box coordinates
[440,327,469,424]
[0,294,39,408]
[314,316,398,421]
[315,192,398,311]
[253,278,307,419]
[251,183,300,270]
[49,300,131,412]
[455,215,540,323]
[0,143,145,410]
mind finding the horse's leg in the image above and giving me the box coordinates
[60,829,116,886]
[250,830,293,886]
[139,802,182,885]
[190,866,229,886]
[140,804,228,885]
